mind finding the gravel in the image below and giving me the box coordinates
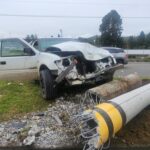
[0,97,82,148]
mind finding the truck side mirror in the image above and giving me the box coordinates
[24,47,35,56]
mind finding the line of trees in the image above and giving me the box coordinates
[95,31,150,49]
[124,31,150,49]
[95,10,150,49]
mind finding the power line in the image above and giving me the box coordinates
[1,0,150,6]
[0,14,150,19]
[0,14,101,18]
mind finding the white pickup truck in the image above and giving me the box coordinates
[0,38,122,99]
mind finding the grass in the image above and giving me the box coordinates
[0,81,51,122]
[129,56,150,62]
[143,57,150,62]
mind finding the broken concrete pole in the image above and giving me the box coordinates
[80,83,150,150]
[87,73,142,101]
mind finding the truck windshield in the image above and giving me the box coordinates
[105,48,124,53]
[38,38,77,51]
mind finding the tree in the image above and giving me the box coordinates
[145,33,150,48]
[100,10,123,47]
[127,36,137,49]
[25,35,32,42]
[95,36,101,47]
[122,31,150,49]
[25,34,38,42]
[137,31,145,48]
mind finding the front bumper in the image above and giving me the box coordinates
[56,63,123,85]
[85,63,123,80]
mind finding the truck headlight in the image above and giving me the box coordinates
[54,58,71,69]
[54,60,63,69]
[62,58,70,67]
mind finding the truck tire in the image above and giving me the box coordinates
[40,69,57,100]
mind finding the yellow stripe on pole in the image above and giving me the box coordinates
[96,103,123,135]
[94,111,109,147]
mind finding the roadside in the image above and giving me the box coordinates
[128,56,150,62]
[115,62,150,78]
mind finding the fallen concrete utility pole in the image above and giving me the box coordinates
[79,83,150,150]
[86,73,142,101]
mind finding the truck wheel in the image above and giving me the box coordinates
[40,69,57,100]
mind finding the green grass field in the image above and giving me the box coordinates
[0,81,51,121]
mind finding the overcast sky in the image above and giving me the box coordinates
[0,0,150,38]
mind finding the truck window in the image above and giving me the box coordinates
[1,39,29,57]
[0,41,1,57]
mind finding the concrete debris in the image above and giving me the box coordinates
[23,135,35,145]
[35,131,75,149]
[0,98,80,148]
[11,121,27,129]
[52,114,63,126]
[28,124,41,136]
[0,127,4,133]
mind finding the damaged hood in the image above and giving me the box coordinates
[52,41,113,61]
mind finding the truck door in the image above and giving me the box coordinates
[0,38,37,80]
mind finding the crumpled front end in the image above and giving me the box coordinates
[54,55,122,85]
